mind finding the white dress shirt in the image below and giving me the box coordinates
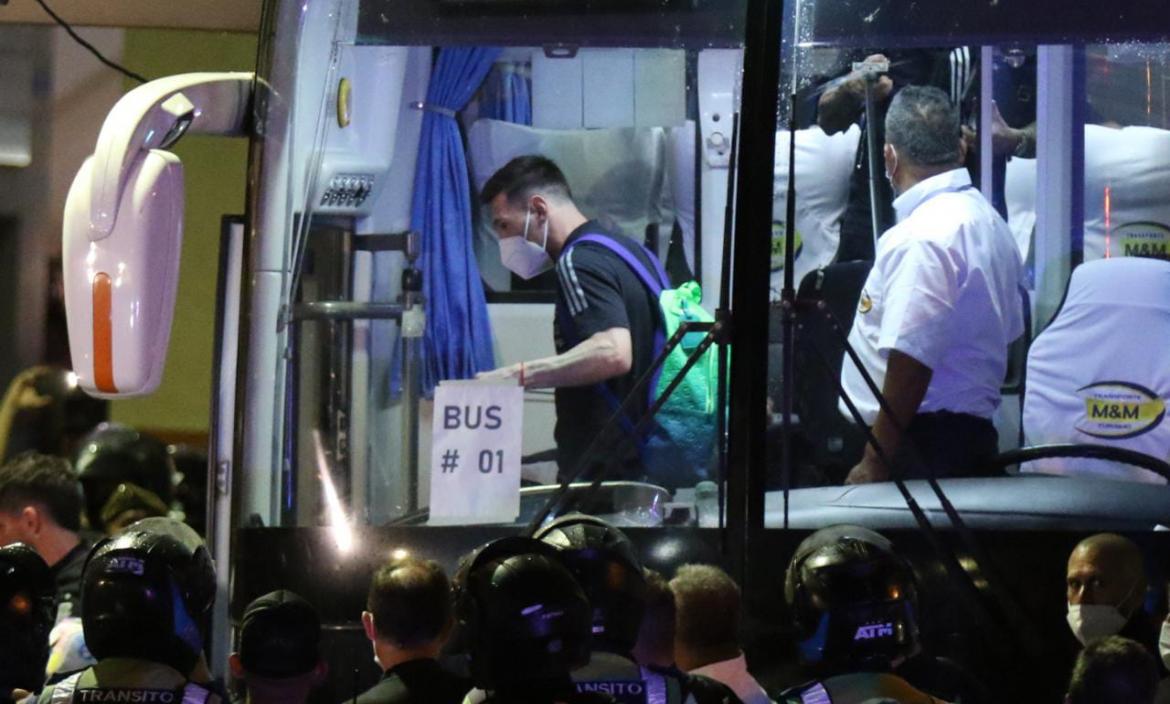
[691,653,775,704]
[840,168,1024,425]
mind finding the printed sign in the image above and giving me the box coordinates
[577,681,649,704]
[429,380,524,525]
[1076,381,1167,440]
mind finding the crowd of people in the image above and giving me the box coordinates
[1,439,1169,704]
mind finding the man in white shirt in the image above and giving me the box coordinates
[671,564,774,704]
[841,85,1024,484]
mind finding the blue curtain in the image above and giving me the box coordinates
[411,46,501,395]
[480,63,532,125]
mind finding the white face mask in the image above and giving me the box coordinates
[499,208,552,280]
[1067,603,1129,645]
[1159,619,1170,670]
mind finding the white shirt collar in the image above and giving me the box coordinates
[691,654,773,704]
[892,167,972,223]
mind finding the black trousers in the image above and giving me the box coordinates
[894,410,1000,479]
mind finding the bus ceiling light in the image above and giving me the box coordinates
[63,72,253,398]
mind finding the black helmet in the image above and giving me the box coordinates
[0,543,54,693]
[74,422,174,530]
[82,517,215,673]
[784,525,920,670]
[455,536,592,692]
[534,513,646,653]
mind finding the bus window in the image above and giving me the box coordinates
[763,0,1170,531]
[235,0,748,535]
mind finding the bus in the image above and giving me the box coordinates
[61,0,1170,699]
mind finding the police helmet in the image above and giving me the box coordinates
[455,536,592,691]
[82,517,215,673]
[74,422,174,529]
[534,513,647,653]
[784,525,920,670]
[0,543,54,692]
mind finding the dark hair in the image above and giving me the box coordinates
[885,85,961,167]
[0,451,82,531]
[480,155,573,206]
[367,556,452,647]
[670,563,741,652]
[1067,636,1158,704]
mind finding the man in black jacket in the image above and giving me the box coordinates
[230,590,327,704]
[353,555,469,704]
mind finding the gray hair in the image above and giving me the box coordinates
[884,85,961,167]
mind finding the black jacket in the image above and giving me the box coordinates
[350,658,470,704]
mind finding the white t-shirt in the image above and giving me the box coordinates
[840,168,1025,425]
[771,125,861,295]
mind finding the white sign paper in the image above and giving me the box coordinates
[428,380,524,525]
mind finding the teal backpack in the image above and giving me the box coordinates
[559,234,719,489]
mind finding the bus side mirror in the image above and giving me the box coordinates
[62,72,252,397]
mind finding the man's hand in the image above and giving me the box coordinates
[843,350,933,485]
[845,454,891,484]
[818,54,893,135]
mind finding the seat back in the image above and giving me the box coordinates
[1022,257,1170,482]
[790,262,874,480]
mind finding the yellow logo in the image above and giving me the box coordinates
[1114,222,1170,261]
[1076,381,1166,439]
[858,290,873,314]
[770,221,804,271]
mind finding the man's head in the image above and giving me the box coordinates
[480,155,585,277]
[1067,534,1147,609]
[1066,533,1147,645]
[883,85,964,196]
[633,568,676,669]
[784,525,920,670]
[0,452,82,561]
[73,422,174,533]
[1065,635,1158,704]
[0,543,53,695]
[82,517,215,674]
[229,590,326,704]
[362,555,453,668]
[455,536,591,692]
[670,564,742,671]
[534,513,647,655]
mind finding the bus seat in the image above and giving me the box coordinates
[1021,256,1170,483]
[788,261,873,482]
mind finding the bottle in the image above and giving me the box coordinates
[694,480,720,528]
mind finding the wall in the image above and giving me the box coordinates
[0,0,260,32]
[108,30,257,439]
[0,26,53,386]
